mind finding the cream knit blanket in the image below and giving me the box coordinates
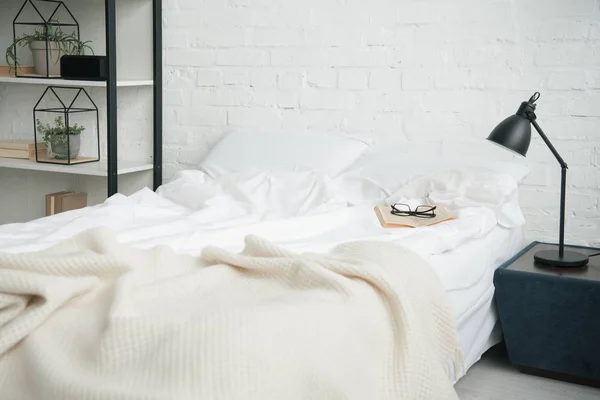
[0,228,461,400]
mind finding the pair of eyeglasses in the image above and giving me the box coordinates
[390,203,437,218]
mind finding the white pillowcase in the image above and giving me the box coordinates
[335,149,530,205]
[199,131,371,178]
[157,169,347,219]
[385,166,525,228]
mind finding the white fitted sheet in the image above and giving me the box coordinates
[429,224,524,382]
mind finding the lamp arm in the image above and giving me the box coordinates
[530,119,568,169]
[529,117,567,257]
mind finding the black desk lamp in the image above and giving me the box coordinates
[487,92,589,268]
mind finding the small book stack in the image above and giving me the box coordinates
[45,191,88,216]
[374,204,455,228]
[0,140,47,160]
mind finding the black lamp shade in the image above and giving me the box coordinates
[487,114,531,157]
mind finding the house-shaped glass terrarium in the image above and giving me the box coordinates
[33,86,100,165]
[8,0,91,78]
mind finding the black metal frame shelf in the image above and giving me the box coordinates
[105,0,162,197]
[1,0,162,199]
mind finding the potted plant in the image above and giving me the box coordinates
[36,116,85,160]
[5,22,92,76]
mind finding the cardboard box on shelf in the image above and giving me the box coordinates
[45,191,88,216]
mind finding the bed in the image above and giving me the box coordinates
[0,131,529,399]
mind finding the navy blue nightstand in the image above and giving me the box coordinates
[494,242,600,387]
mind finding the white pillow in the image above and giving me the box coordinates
[199,131,372,178]
[157,169,347,219]
[385,166,525,228]
[335,149,530,205]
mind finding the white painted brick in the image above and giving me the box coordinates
[305,25,362,47]
[364,26,414,47]
[397,2,441,25]
[164,90,189,106]
[216,49,270,66]
[165,50,215,67]
[548,71,587,91]
[197,69,223,87]
[250,68,278,88]
[568,166,600,190]
[434,69,470,90]
[271,48,324,67]
[163,147,180,164]
[277,70,305,90]
[178,149,205,165]
[227,107,282,128]
[177,107,226,126]
[567,94,600,117]
[369,69,401,90]
[307,68,337,88]
[248,27,305,47]
[164,127,191,146]
[414,23,517,45]
[521,21,591,43]
[542,116,600,140]
[404,112,466,140]
[282,109,343,131]
[515,0,597,19]
[299,89,356,110]
[163,29,187,49]
[248,88,299,109]
[188,27,248,48]
[341,111,376,133]
[165,68,197,89]
[191,87,252,107]
[222,68,251,86]
[338,69,369,90]
[324,48,388,67]
[402,70,433,90]
[469,68,516,90]
[373,113,403,135]
[521,163,552,187]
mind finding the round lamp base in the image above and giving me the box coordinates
[533,250,589,268]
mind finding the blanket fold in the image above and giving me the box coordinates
[0,227,461,400]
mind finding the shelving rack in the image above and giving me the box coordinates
[106,0,162,196]
[0,0,162,199]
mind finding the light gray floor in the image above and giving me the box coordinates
[455,345,600,400]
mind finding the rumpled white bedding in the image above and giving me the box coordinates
[0,168,525,388]
[0,169,515,290]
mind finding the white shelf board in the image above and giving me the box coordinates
[0,158,153,176]
[0,76,153,87]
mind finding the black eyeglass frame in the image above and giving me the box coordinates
[390,203,437,218]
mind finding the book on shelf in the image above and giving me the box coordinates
[374,204,455,228]
[45,191,88,216]
[0,140,47,160]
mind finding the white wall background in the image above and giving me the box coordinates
[161,0,600,247]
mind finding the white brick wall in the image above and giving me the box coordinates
[163,0,600,247]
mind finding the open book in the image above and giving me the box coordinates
[374,204,455,228]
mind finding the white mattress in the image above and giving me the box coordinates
[429,224,524,381]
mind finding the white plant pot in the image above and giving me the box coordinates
[29,41,62,76]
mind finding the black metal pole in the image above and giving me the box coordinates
[559,166,567,257]
[153,0,163,191]
[530,119,568,258]
[105,0,118,197]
